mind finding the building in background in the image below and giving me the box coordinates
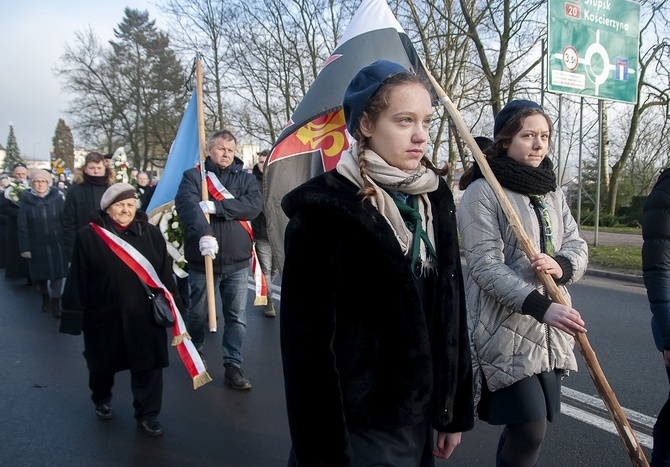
[238,144,260,170]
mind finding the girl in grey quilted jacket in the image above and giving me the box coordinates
[457,100,588,467]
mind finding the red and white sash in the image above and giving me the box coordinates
[91,222,212,389]
[202,170,268,306]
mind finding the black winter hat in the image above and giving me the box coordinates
[474,136,493,152]
[493,99,542,138]
[343,60,409,137]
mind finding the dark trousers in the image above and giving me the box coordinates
[652,365,670,466]
[287,418,434,467]
[89,368,163,421]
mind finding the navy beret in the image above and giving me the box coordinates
[493,99,542,138]
[343,60,409,137]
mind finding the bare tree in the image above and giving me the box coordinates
[456,0,546,117]
[55,28,122,154]
[603,0,670,214]
[161,0,359,146]
[220,0,356,145]
[158,0,231,129]
[401,0,487,180]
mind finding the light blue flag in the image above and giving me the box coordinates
[146,90,200,218]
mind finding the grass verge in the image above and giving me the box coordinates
[588,245,642,273]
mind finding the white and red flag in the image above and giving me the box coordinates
[264,0,429,273]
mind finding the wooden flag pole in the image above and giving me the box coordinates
[422,69,649,466]
[195,57,217,333]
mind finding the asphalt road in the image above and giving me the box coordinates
[1,277,291,467]
[0,247,655,466]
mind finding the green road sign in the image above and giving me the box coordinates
[548,0,640,104]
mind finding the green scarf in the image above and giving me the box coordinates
[392,194,438,277]
[528,194,555,256]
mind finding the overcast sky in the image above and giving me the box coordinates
[0,1,164,163]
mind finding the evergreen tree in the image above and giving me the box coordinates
[4,125,24,171]
[52,119,75,171]
[109,8,187,169]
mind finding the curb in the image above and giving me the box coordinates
[585,268,644,284]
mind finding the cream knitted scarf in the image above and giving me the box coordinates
[336,143,440,274]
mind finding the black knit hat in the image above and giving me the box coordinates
[493,100,542,138]
[343,60,409,137]
[474,136,493,152]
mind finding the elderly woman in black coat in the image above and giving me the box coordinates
[18,169,68,317]
[2,163,30,281]
[60,182,182,437]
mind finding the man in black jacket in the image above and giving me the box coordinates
[175,130,262,390]
[62,152,114,260]
[136,171,155,212]
[642,167,670,466]
[251,150,280,317]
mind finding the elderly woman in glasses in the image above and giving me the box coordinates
[18,169,68,317]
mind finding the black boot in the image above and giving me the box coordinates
[40,294,50,313]
[50,298,62,319]
[264,298,276,318]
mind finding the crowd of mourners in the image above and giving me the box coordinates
[0,155,157,319]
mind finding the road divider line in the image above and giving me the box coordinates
[562,403,653,449]
[563,387,657,427]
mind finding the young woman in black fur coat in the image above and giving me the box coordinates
[280,60,474,467]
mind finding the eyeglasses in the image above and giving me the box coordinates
[33,180,48,184]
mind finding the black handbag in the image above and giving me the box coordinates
[141,280,175,328]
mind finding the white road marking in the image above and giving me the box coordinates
[562,387,654,449]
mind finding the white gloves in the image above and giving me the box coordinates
[20,251,32,259]
[199,236,219,259]
[199,200,216,215]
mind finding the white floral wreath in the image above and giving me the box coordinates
[158,204,188,278]
[4,180,29,205]
[112,147,131,184]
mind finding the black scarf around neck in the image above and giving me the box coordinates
[84,172,110,186]
[473,155,557,195]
